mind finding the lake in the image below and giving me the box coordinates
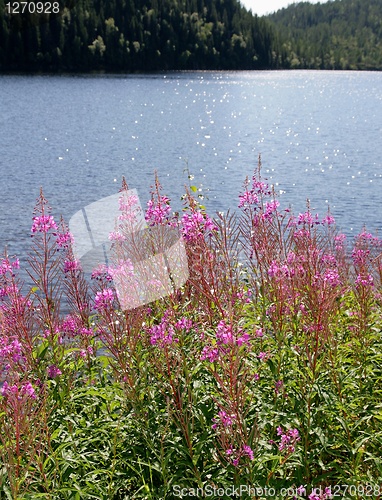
[1,70,382,269]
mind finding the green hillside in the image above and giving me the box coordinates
[267,0,382,70]
[1,0,381,72]
[0,0,285,72]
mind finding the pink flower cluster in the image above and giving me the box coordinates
[145,195,173,226]
[288,211,336,229]
[334,233,346,252]
[212,410,236,430]
[56,231,73,249]
[352,248,370,267]
[181,211,217,242]
[91,264,113,282]
[118,193,140,223]
[200,345,220,363]
[322,269,341,287]
[355,274,374,288]
[149,318,177,347]
[47,364,62,379]
[109,231,126,242]
[201,321,250,363]
[216,320,250,347]
[258,351,271,362]
[94,288,114,312]
[226,444,254,466]
[174,317,193,332]
[238,174,272,210]
[61,315,92,338]
[64,259,81,273]
[262,200,280,220]
[108,259,135,281]
[31,215,57,233]
[0,336,24,364]
[1,380,36,400]
[79,346,94,358]
[276,426,300,454]
[308,487,333,500]
[0,257,20,276]
[147,312,193,348]
[238,190,259,209]
[268,260,295,279]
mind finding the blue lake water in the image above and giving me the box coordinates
[1,70,382,269]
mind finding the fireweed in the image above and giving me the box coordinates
[0,162,382,498]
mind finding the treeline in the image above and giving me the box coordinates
[0,0,286,71]
[269,0,382,70]
[1,0,381,72]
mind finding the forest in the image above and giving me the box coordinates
[0,0,381,72]
[269,0,382,70]
[0,0,285,71]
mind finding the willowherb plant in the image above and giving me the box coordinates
[1,162,382,497]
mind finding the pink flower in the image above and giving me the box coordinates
[274,379,283,394]
[297,211,320,226]
[0,337,24,363]
[216,320,250,347]
[145,196,172,226]
[0,258,19,276]
[263,200,280,220]
[1,381,36,400]
[79,347,93,358]
[225,444,254,467]
[31,215,57,233]
[108,231,126,242]
[47,364,62,378]
[148,314,178,347]
[80,327,93,336]
[118,193,139,223]
[94,288,114,311]
[181,211,217,242]
[321,253,337,266]
[323,269,341,287]
[91,264,112,281]
[308,488,332,500]
[200,345,220,363]
[56,232,73,249]
[322,214,335,225]
[238,190,259,209]
[352,248,370,266]
[276,426,300,454]
[268,261,280,278]
[258,351,269,361]
[334,233,347,252]
[212,410,236,430]
[64,260,81,273]
[242,444,254,461]
[175,317,193,332]
[355,274,374,287]
[108,259,134,281]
